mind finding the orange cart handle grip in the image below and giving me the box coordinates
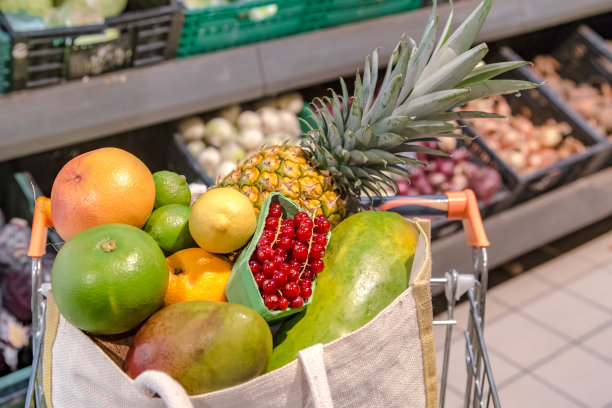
[372,189,489,248]
[28,197,53,258]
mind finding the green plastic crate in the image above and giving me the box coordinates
[305,0,423,30]
[177,0,308,58]
[0,29,10,95]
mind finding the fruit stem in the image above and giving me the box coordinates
[299,211,318,278]
[100,239,117,253]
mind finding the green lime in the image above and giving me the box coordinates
[143,204,197,256]
[153,170,191,208]
[51,223,168,335]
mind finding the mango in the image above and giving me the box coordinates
[124,300,272,395]
[268,211,419,371]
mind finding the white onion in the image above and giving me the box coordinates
[219,104,242,123]
[197,147,222,176]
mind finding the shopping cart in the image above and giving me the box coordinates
[25,189,500,408]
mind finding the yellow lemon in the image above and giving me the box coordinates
[189,187,256,254]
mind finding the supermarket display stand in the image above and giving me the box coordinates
[431,167,612,293]
[1,0,611,162]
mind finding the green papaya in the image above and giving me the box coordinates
[268,211,419,371]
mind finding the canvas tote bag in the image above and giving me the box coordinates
[40,219,437,408]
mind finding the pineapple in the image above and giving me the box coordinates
[218,0,537,225]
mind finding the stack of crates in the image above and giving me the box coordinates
[0,28,10,95]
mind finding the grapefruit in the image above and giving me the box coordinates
[50,147,155,242]
[51,223,168,335]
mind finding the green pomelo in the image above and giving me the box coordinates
[51,223,168,335]
[143,204,197,256]
[268,211,419,371]
[124,300,273,395]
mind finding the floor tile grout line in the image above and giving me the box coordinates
[493,342,592,408]
[497,369,591,408]
[490,316,612,389]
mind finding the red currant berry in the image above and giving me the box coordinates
[268,203,282,219]
[257,245,273,262]
[293,212,309,225]
[279,263,292,274]
[273,256,285,268]
[299,279,312,289]
[280,225,295,239]
[254,273,266,288]
[262,260,277,277]
[314,217,331,234]
[273,271,287,285]
[261,230,276,242]
[256,238,271,248]
[264,294,279,310]
[257,245,274,262]
[310,259,325,273]
[292,242,308,260]
[309,243,326,259]
[281,218,294,229]
[249,260,261,274]
[297,217,314,230]
[264,216,279,231]
[273,248,287,260]
[312,234,328,246]
[290,296,304,309]
[300,285,312,298]
[288,259,302,270]
[262,279,278,294]
[278,236,293,250]
[296,225,312,242]
[302,269,315,280]
[277,296,290,310]
[287,269,300,282]
[283,282,300,298]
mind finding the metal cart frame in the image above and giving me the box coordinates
[26,189,500,407]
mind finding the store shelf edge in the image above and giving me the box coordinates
[1,0,611,161]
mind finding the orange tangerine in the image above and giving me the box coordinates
[164,248,233,306]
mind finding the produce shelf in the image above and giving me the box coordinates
[1,0,612,161]
[430,167,612,294]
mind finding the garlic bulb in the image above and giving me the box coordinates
[219,104,242,123]
[277,109,301,138]
[197,147,222,176]
[237,111,262,131]
[277,92,304,114]
[204,117,236,148]
[239,128,265,151]
[178,116,206,142]
[187,140,206,157]
[258,107,282,134]
[221,142,246,163]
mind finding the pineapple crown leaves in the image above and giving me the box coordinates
[302,0,538,204]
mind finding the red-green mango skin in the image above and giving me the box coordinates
[268,211,419,371]
[125,300,272,395]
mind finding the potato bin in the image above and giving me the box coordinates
[455,49,610,207]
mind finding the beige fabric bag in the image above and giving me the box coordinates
[42,219,437,408]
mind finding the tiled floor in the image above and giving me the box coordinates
[434,230,612,408]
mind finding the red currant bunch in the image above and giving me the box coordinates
[249,202,331,311]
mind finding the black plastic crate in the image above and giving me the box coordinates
[7,123,206,198]
[0,1,183,91]
[494,24,612,151]
[459,57,609,207]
